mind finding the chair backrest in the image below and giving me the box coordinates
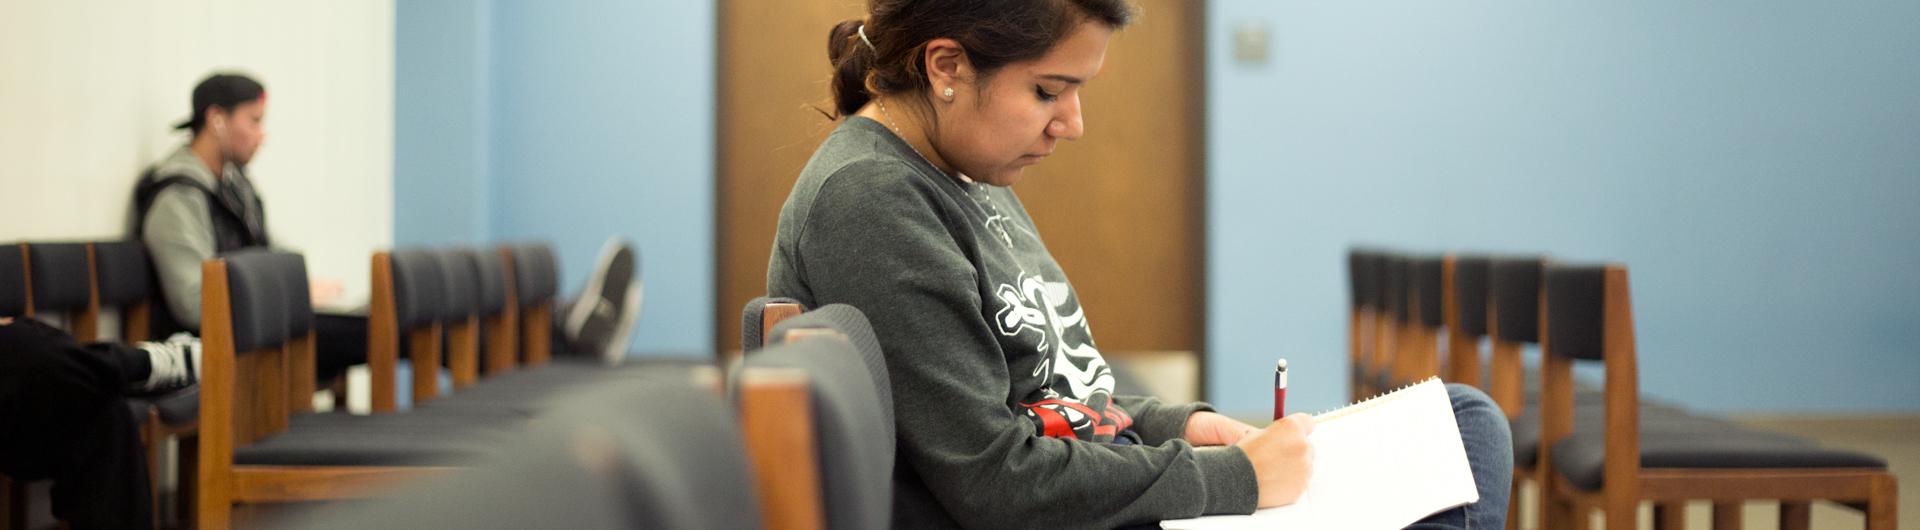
[470,248,520,376]
[200,249,312,450]
[1485,255,1546,418]
[1411,255,1446,330]
[741,295,804,353]
[741,331,894,530]
[26,242,97,338]
[283,369,764,530]
[1446,254,1492,387]
[369,248,448,411]
[768,304,894,436]
[436,249,482,389]
[1,243,27,318]
[1539,262,1640,501]
[90,241,158,341]
[507,243,558,365]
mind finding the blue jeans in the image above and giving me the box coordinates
[1406,384,1514,529]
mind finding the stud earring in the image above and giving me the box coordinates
[943,87,955,100]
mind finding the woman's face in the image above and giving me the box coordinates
[937,21,1112,187]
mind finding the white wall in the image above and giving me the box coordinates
[0,0,394,291]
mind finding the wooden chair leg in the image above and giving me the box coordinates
[1605,498,1637,530]
[1778,501,1810,530]
[1505,477,1522,530]
[1654,501,1686,530]
[2,476,20,530]
[1710,501,1741,530]
[1867,473,1897,530]
[1565,497,1591,530]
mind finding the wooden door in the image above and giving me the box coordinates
[717,1,1206,372]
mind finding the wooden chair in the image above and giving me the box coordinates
[1367,252,1409,397]
[273,367,764,529]
[1395,254,1448,386]
[505,244,559,367]
[1347,249,1380,401]
[196,250,493,529]
[366,249,454,412]
[1536,262,1897,530]
[88,241,156,342]
[23,242,98,340]
[471,248,520,377]
[739,305,896,530]
[1445,254,1492,390]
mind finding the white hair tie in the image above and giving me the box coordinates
[857,24,877,51]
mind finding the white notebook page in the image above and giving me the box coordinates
[1161,378,1478,530]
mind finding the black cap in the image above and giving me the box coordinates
[174,73,266,131]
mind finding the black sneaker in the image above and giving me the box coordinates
[564,238,639,364]
[136,332,201,393]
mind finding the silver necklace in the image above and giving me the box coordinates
[876,99,974,185]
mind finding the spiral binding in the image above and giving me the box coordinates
[1314,376,1442,423]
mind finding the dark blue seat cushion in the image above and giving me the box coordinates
[1551,426,1887,492]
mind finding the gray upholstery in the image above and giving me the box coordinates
[220,249,292,352]
[768,303,894,434]
[435,250,478,320]
[27,242,90,312]
[91,241,153,307]
[740,295,804,353]
[388,248,446,329]
[0,244,25,317]
[1488,256,1545,343]
[283,372,764,530]
[272,251,314,336]
[511,244,558,304]
[1383,253,1410,323]
[1512,399,1722,466]
[1412,255,1445,327]
[747,331,894,530]
[1347,249,1374,309]
[1551,428,1886,492]
[1452,255,1491,337]
[149,386,199,426]
[1544,263,1607,361]
[466,249,509,315]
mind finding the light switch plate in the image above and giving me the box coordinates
[1233,20,1271,66]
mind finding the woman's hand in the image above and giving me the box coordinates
[1236,413,1316,508]
[1183,411,1258,446]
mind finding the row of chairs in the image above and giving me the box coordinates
[274,294,893,529]
[192,242,604,528]
[0,239,580,529]
[1347,249,1896,530]
[1,241,198,529]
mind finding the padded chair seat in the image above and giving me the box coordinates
[147,386,199,426]
[1511,404,1742,466]
[1551,428,1886,492]
[126,387,200,428]
[236,413,516,467]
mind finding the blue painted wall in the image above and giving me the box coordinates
[1206,2,1920,416]
[394,0,715,356]
[394,0,490,246]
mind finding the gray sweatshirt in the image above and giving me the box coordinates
[140,145,268,328]
[767,117,1257,529]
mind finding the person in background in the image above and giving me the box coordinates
[766,1,1511,527]
[131,72,363,385]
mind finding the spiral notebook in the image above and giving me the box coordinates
[1161,378,1478,530]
